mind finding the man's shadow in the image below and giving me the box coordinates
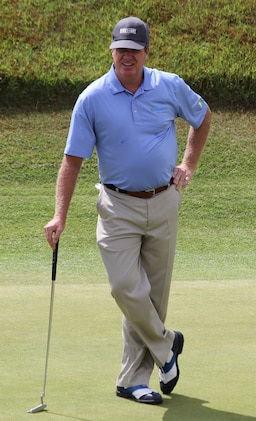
[162,394,256,421]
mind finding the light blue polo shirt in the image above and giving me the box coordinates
[65,64,208,191]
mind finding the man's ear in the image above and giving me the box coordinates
[145,47,150,59]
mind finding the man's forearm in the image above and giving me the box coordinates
[173,106,211,190]
[44,154,83,248]
[181,106,212,171]
[54,154,83,222]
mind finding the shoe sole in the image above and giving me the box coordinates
[160,331,184,395]
[116,388,163,405]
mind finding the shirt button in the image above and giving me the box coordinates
[134,110,137,113]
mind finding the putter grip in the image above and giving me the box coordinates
[52,240,59,281]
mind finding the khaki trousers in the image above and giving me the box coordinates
[96,184,181,388]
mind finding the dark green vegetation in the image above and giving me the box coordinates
[1,0,256,109]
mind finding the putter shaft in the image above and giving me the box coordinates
[27,242,59,414]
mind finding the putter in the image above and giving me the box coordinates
[27,240,59,414]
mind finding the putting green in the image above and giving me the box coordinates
[0,279,255,421]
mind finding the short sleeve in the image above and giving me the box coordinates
[175,77,208,128]
[64,94,96,158]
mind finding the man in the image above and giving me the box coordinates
[44,17,211,405]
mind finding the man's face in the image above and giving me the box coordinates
[112,48,149,88]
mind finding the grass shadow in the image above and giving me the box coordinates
[46,412,92,421]
[162,394,256,421]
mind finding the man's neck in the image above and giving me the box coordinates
[114,67,144,94]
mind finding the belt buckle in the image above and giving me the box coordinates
[144,188,156,195]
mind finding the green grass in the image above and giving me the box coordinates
[1,3,256,417]
[1,110,255,420]
[1,110,255,282]
[1,281,255,420]
[1,0,256,108]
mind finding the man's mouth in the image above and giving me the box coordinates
[122,63,134,67]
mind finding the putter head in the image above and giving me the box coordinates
[27,403,47,413]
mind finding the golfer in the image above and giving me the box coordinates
[44,16,211,405]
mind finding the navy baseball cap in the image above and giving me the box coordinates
[110,17,150,50]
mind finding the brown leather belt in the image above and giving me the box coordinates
[104,178,174,199]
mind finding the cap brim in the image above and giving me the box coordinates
[109,40,145,50]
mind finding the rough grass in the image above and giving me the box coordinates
[0,110,255,282]
[1,0,256,108]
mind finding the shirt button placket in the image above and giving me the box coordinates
[132,98,138,121]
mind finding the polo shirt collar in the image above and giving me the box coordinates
[107,64,153,94]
